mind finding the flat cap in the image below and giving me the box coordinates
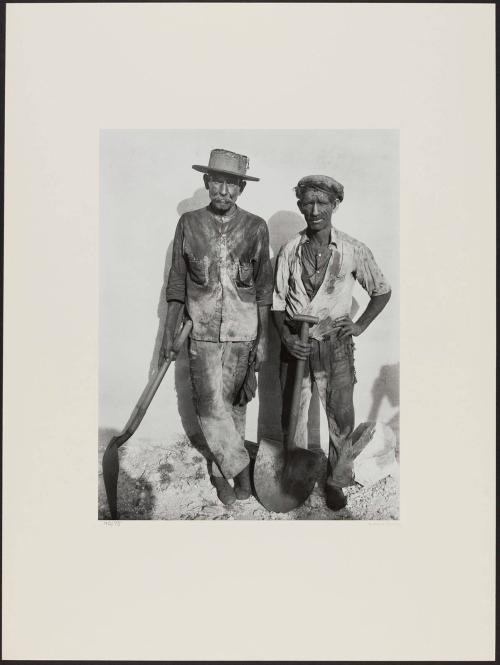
[295,174,344,202]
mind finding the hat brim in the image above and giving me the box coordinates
[192,164,260,182]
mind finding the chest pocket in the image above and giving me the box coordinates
[235,261,254,288]
[186,254,208,286]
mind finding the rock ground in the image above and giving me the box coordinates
[98,428,399,521]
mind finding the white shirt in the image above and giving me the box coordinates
[272,226,391,340]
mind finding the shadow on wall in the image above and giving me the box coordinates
[257,210,306,443]
[149,188,215,469]
[148,187,209,378]
[368,362,400,456]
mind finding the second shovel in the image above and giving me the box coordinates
[253,314,323,513]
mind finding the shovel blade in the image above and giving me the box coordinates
[102,437,120,519]
[253,437,321,513]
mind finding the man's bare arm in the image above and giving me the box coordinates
[272,310,312,360]
[253,304,270,370]
[337,291,391,340]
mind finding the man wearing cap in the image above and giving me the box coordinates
[159,149,273,506]
[272,175,392,510]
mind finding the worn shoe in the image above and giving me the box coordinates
[325,485,347,511]
[212,476,236,506]
[233,464,252,500]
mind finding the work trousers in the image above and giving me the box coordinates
[188,338,253,479]
[280,330,357,489]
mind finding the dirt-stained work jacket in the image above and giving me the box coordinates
[166,205,273,341]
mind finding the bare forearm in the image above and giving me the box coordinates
[252,305,270,368]
[272,310,290,343]
[272,310,311,359]
[355,292,391,333]
[258,305,270,339]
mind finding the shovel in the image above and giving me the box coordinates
[102,319,193,519]
[253,314,323,513]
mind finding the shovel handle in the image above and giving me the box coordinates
[118,319,193,439]
[102,319,192,519]
[286,320,311,451]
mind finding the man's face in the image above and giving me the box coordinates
[297,188,338,233]
[204,172,245,213]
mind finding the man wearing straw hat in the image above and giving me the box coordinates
[159,149,273,506]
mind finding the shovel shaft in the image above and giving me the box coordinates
[286,321,311,451]
[253,313,320,513]
[120,358,172,437]
[117,319,193,441]
[102,319,192,518]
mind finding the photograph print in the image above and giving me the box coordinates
[99,129,399,520]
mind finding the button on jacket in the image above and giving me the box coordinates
[166,205,273,341]
[273,226,391,340]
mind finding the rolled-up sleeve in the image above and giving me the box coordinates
[272,246,289,311]
[354,243,391,296]
[253,220,274,306]
[165,217,187,303]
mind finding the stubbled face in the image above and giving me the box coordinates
[297,188,338,233]
[204,172,245,213]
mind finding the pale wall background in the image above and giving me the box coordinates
[99,129,399,449]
